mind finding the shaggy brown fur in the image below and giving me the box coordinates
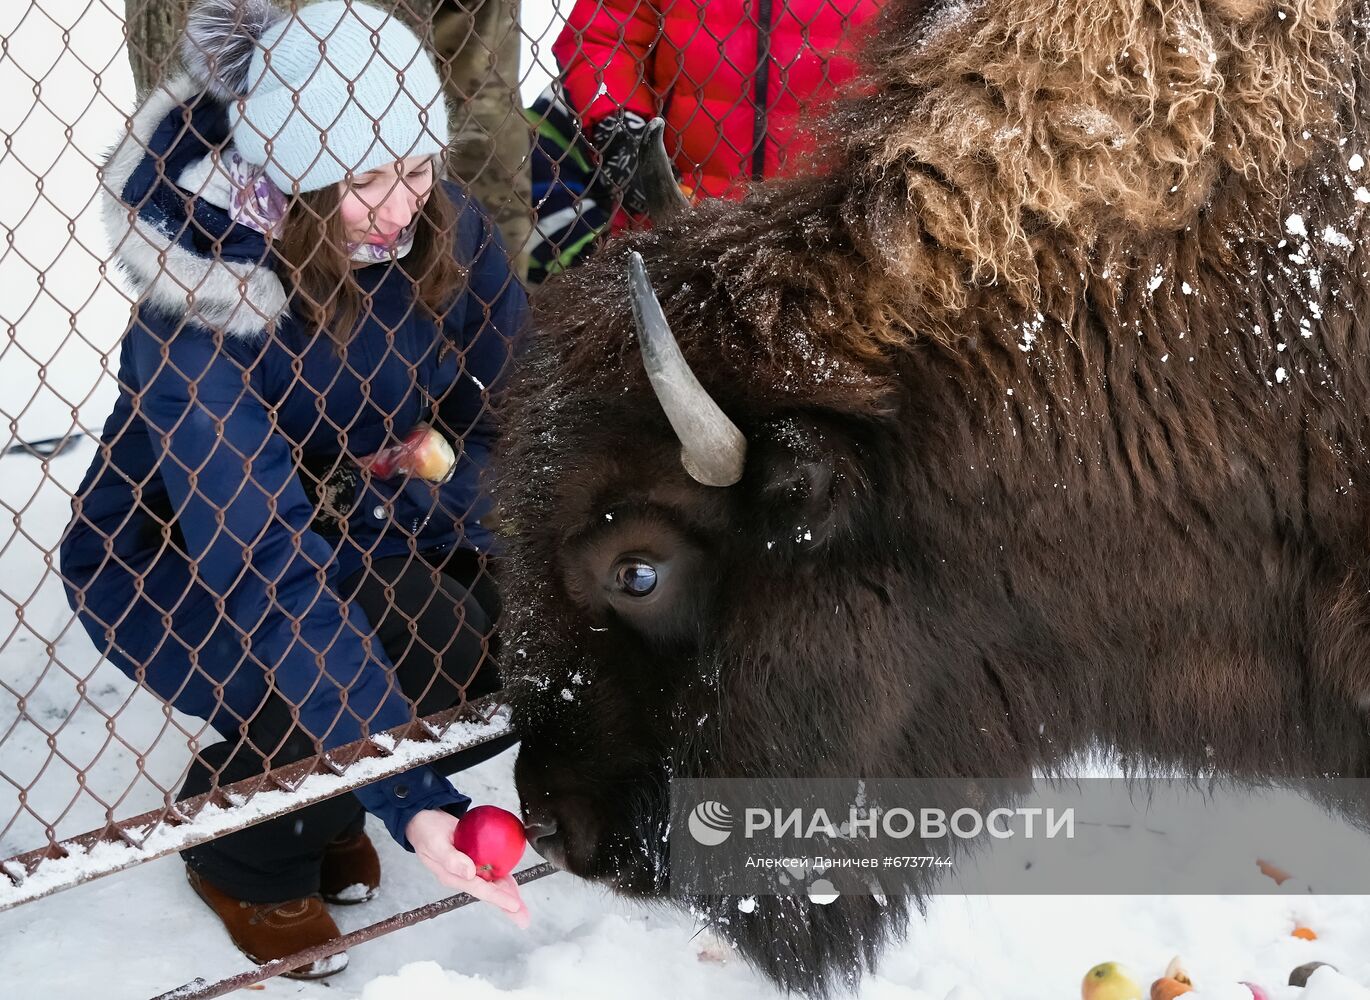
[493,0,1370,995]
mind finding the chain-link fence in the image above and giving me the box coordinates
[0,0,881,987]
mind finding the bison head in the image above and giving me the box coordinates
[489,188,971,994]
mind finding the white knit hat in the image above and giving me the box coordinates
[181,0,449,193]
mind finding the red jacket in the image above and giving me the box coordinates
[552,0,884,203]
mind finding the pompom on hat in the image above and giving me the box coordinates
[180,0,449,193]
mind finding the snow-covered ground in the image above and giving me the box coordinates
[5,725,1370,1000]
[3,2,1370,999]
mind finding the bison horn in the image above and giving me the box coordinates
[639,118,692,223]
[628,251,747,487]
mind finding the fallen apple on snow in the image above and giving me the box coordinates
[1083,962,1143,1000]
[1149,977,1192,1000]
[1151,955,1194,1000]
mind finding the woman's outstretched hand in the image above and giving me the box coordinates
[406,809,531,929]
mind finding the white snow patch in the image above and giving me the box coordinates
[330,882,375,903]
[1322,226,1354,249]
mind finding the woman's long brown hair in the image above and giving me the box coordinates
[273,171,466,347]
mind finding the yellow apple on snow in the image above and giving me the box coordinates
[1083,962,1143,1000]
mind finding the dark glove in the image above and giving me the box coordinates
[590,109,680,216]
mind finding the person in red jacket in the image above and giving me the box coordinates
[552,0,884,226]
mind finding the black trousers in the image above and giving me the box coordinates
[179,548,519,902]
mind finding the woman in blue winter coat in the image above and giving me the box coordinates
[57,0,530,977]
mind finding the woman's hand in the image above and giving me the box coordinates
[406,809,531,929]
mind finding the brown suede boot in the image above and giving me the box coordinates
[186,866,349,979]
[320,831,381,905]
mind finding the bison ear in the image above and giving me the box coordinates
[750,416,864,549]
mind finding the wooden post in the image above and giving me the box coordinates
[432,0,532,277]
[123,0,193,96]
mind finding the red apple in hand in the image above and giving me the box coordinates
[366,424,456,482]
[452,805,527,881]
[405,426,456,481]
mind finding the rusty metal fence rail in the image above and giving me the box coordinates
[0,0,881,979]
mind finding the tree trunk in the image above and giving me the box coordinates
[123,0,193,96]
[432,0,532,277]
[122,0,530,275]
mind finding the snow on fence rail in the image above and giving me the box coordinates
[0,700,514,909]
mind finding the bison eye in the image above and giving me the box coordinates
[614,560,658,596]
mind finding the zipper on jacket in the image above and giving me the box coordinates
[751,0,774,181]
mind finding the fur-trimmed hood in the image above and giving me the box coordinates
[100,72,289,338]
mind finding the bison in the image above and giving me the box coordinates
[492,0,1370,994]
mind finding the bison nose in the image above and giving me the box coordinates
[524,815,559,846]
[523,811,566,867]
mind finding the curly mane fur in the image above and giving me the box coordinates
[528,0,1370,527]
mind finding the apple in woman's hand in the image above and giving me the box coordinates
[366,424,455,482]
[452,805,527,881]
[405,425,456,481]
